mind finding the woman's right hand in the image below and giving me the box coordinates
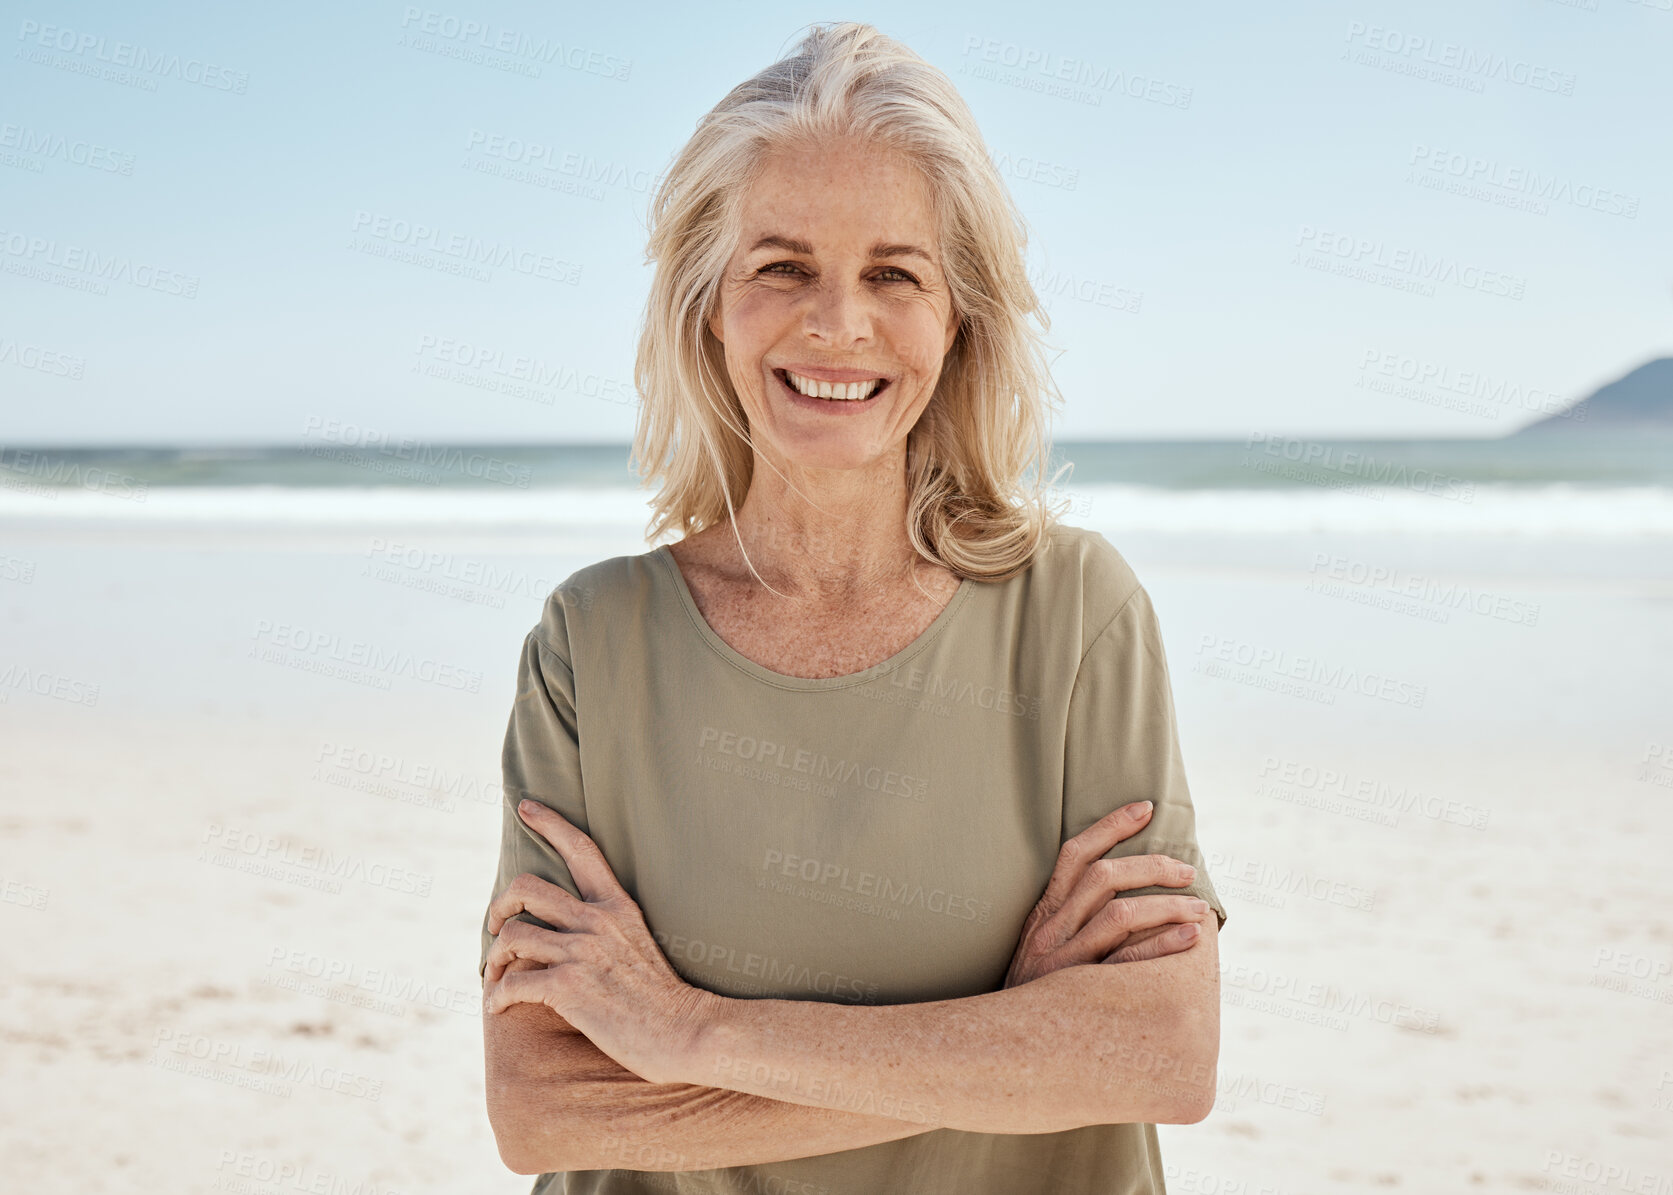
[1003,800,1211,990]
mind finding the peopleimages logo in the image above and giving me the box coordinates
[760,847,993,925]
[884,662,1044,720]
[411,334,637,408]
[151,1028,384,1101]
[0,445,147,499]
[397,7,632,80]
[14,20,252,93]
[463,131,662,193]
[959,35,1193,108]
[1256,757,1491,830]
[1293,225,1526,301]
[1205,847,1376,912]
[215,1152,405,1195]
[1195,633,1428,709]
[697,725,929,802]
[0,122,136,175]
[299,415,532,489]
[1408,144,1638,219]
[0,229,200,298]
[265,946,478,1017]
[199,823,434,897]
[250,615,484,693]
[1342,22,1577,95]
[1244,432,1477,503]
[651,928,880,1004]
[1355,347,1579,422]
[314,738,502,810]
[0,661,100,707]
[1307,553,1541,628]
[0,336,87,379]
[349,210,581,285]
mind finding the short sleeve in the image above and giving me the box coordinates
[1061,584,1226,932]
[478,627,591,978]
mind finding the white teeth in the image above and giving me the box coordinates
[784,370,883,400]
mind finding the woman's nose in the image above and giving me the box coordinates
[802,280,873,347]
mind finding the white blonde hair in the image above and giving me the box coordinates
[630,20,1070,582]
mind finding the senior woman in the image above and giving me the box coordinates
[478,21,1226,1195]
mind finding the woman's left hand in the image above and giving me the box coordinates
[483,799,719,1085]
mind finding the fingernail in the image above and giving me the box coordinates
[1131,801,1153,819]
[1180,923,1200,940]
[1181,865,1197,880]
[518,800,536,815]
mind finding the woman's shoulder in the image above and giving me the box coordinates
[1018,521,1151,663]
[1036,520,1144,613]
[526,547,667,664]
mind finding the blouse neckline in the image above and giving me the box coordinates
[653,542,977,692]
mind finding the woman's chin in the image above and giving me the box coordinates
[760,431,887,474]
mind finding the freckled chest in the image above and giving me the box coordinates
[677,564,964,681]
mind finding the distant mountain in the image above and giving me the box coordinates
[1513,356,1673,434]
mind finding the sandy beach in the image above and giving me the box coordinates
[2,488,1671,1194]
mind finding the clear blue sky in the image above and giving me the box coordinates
[2,0,1668,445]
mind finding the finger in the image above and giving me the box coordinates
[487,871,585,935]
[1039,802,1155,912]
[1054,894,1210,969]
[1103,920,1201,965]
[484,967,557,1016]
[1095,922,1171,962]
[484,922,572,983]
[517,800,621,903]
[488,923,572,977]
[1050,853,1198,945]
[482,954,547,990]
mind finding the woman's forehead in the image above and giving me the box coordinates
[735,147,940,256]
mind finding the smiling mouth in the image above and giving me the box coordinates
[775,369,891,402]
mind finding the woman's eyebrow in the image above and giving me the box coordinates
[746,233,934,264]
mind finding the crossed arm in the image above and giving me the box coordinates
[484,915,1219,1175]
[486,960,937,1175]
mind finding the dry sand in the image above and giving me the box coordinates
[2,501,1670,1193]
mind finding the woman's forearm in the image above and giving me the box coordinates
[676,926,1221,1135]
[485,989,940,1175]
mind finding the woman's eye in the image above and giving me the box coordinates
[756,263,918,284]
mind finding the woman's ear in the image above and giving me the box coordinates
[706,301,724,345]
[943,307,962,355]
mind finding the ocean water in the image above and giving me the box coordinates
[3,435,1670,538]
[4,433,1673,490]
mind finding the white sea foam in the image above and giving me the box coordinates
[0,484,658,527]
[2,482,1672,536]
[1066,483,1673,537]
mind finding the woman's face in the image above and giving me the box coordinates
[707,136,961,476]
